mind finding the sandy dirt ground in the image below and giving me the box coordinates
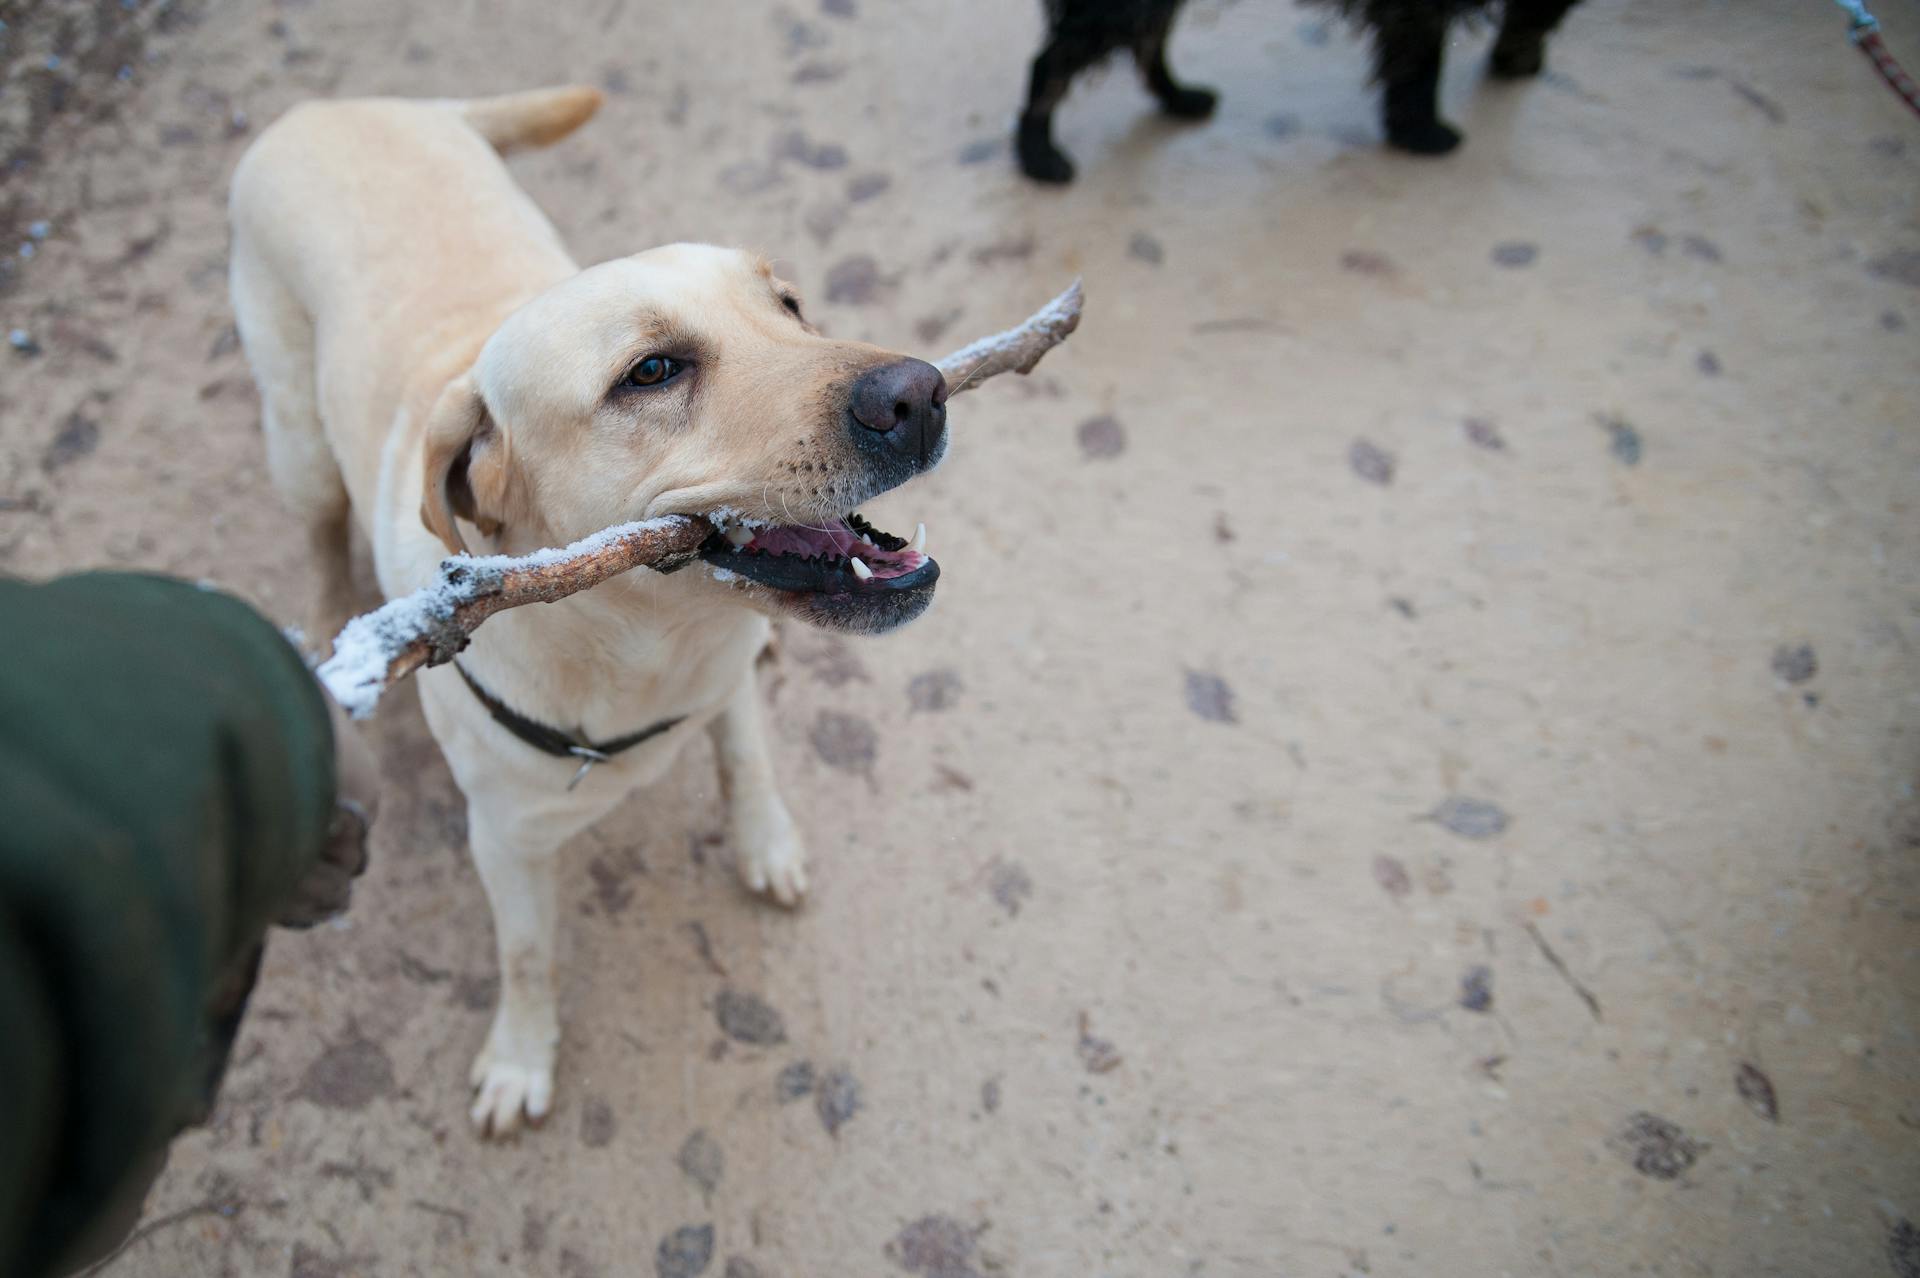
[4,0,1919,1274]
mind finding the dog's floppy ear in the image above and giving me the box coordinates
[420,375,513,554]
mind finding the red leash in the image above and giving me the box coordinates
[1837,0,1920,118]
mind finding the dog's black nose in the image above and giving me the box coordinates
[849,358,947,465]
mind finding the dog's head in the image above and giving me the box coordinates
[421,243,944,634]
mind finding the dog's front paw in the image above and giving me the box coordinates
[1490,34,1547,79]
[1159,85,1219,120]
[1386,118,1463,156]
[734,803,809,907]
[1017,126,1076,185]
[468,1034,555,1139]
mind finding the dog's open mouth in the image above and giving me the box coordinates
[698,512,938,632]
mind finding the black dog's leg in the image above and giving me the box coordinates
[1373,8,1460,155]
[1491,0,1581,79]
[1134,7,1217,120]
[1018,37,1090,184]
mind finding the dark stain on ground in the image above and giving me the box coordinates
[657,1224,716,1278]
[718,162,783,197]
[560,1248,601,1278]
[1349,438,1395,485]
[1077,1012,1123,1074]
[319,1157,393,1203]
[296,1034,395,1111]
[724,1259,765,1278]
[822,0,857,15]
[957,138,1004,165]
[1459,965,1494,1013]
[907,668,963,713]
[1463,417,1507,451]
[1184,669,1237,725]
[1389,597,1417,619]
[825,254,891,305]
[42,410,100,472]
[1631,225,1669,256]
[1596,414,1642,466]
[1867,249,1920,289]
[1680,234,1723,263]
[523,1206,554,1255]
[932,764,974,793]
[687,921,728,978]
[887,1215,982,1277]
[981,1078,1001,1113]
[1696,349,1722,376]
[1889,1219,1920,1278]
[1129,232,1165,266]
[793,61,845,84]
[776,129,849,170]
[1340,249,1396,277]
[1772,643,1817,684]
[915,308,963,344]
[715,988,788,1045]
[1735,1061,1780,1123]
[290,1242,375,1278]
[847,172,890,202]
[1076,414,1126,460]
[587,847,646,916]
[1729,81,1784,124]
[1373,855,1413,900]
[1491,241,1538,268]
[1213,512,1236,543]
[1609,1112,1707,1180]
[791,633,868,686]
[679,1128,725,1196]
[816,1067,861,1136]
[777,1059,817,1102]
[781,15,829,56]
[580,1096,617,1148]
[970,236,1035,266]
[988,860,1033,916]
[1264,113,1300,139]
[454,971,498,1012]
[810,710,877,774]
[1430,796,1510,840]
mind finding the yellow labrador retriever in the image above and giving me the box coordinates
[230,87,944,1137]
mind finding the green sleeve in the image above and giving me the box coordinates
[0,572,336,1278]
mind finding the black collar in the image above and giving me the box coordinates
[456,662,683,789]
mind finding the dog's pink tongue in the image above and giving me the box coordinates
[751,524,857,559]
[746,522,925,579]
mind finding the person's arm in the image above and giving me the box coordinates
[0,572,373,1278]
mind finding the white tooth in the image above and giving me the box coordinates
[725,525,754,547]
[911,522,926,554]
[849,557,874,581]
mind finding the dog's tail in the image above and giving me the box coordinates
[458,85,604,154]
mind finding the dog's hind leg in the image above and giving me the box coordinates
[1133,4,1218,121]
[231,246,355,650]
[1017,32,1094,184]
[1370,3,1461,155]
[709,671,808,907]
[1490,0,1581,79]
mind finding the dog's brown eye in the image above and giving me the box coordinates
[627,355,681,387]
[781,295,803,320]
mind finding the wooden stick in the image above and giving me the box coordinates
[318,279,1084,717]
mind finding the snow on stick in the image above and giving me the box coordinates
[317,280,1084,717]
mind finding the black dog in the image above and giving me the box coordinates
[1016,0,1585,183]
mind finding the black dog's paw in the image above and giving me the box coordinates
[1490,34,1547,79]
[1017,131,1076,184]
[1386,118,1463,156]
[1158,84,1219,120]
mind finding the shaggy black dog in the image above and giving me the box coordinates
[1016,0,1585,183]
